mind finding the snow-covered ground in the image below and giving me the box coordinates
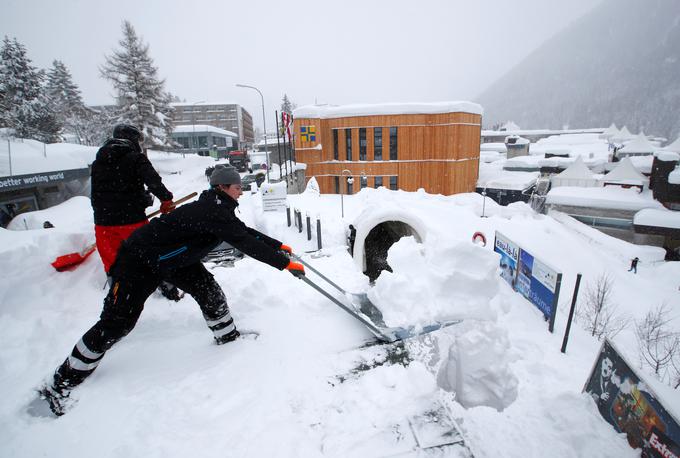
[1,147,679,457]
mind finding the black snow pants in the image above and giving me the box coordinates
[51,252,236,392]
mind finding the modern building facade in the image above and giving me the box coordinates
[292,102,483,195]
[171,103,254,149]
[171,125,238,157]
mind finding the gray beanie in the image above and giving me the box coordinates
[210,165,242,186]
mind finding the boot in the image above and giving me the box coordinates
[214,329,240,345]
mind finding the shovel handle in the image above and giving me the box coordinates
[147,192,198,218]
[292,253,348,296]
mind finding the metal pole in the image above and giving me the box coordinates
[7,137,12,176]
[286,205,291,227]
[306,212,312,241]
[275,110,283,181]
[561,274,582,353]
[316,217,322,251]
[236,85,270,182]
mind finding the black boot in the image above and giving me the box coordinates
[214,329,240,345]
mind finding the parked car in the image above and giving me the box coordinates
[241,172,266,189]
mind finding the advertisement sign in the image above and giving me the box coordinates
[584,340,680,456]
[260,182,288,212]
[516,247,560,322]
[493,231,519,287]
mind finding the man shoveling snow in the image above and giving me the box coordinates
[29,166,305,417]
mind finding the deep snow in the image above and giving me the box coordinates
[1,144,679,457]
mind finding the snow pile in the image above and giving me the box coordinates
[437,322,519,411]
[368,236,499,327]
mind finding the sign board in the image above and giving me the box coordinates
[494,231,519,287]
[0,168,90,192]
[584,340,680,456]
[516,247,561,326]
[260,182,287,212]
[300,125,316,142]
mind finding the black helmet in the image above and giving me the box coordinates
[113,124,144,145]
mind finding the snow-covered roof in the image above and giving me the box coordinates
[654,150,680,162]
[477,170,538,190]
[662,137,680,153]
[173,125,237,137]
[505,135,530,146]
[599,123,619,139]
[170,101,238,107]
[554,156,594,179]
[612,125,634,143]
[617,134,656,154]
[293,101,483,119]
[601,157,647,184]
[546,186,663,211]
[634,208,680,229]
[0,139,95,176]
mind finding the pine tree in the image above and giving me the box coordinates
[46,60,91,143]
[281,94,296,114]
[0,36,61,142]
[100,21,174,148]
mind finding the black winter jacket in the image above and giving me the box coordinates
[116,189,289,275]
[91,138,173,226]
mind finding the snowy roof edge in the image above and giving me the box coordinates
[293,101,483,119]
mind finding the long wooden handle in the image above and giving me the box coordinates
[147,192,198,218]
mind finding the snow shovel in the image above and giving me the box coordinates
[50,192,198,271]
[293,254,462,343]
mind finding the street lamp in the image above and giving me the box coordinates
[190,100,205,158]
[341,169,352,218]
[236,84,270,183]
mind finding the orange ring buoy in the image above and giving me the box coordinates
[472,231,487,247]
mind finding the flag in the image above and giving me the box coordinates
[282,111,293,143]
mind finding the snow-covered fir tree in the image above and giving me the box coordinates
[100,21,174,148]
[0,36,60,142]
[281,94,296,114]
[46,59,92,143]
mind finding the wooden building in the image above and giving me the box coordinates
[292,102,482,195]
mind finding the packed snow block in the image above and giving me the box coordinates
[436,323,518,411]
[368,237,499,329]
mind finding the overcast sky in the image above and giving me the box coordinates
[3,0,602,131]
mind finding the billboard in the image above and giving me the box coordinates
[516,247,561,324]
[493,231,519,287]
[584,340,680,456]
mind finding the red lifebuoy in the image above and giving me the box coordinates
[472,231,487,247]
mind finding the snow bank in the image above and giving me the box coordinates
[368,236,499,327]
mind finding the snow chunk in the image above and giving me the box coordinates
[367,236,499,328]
[436,322,519,411]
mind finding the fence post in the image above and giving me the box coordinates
[286,205,291,227]
[296,209,302,233]
[306,212,312,241]
[561,273,582,353]
[316,216,322,251]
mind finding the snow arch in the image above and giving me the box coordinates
[350,205,428,281]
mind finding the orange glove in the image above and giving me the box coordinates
[160,200,175,214]
[285,261,305,277]
[280,244,293,255]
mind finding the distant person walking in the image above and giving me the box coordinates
[628,257,639,274]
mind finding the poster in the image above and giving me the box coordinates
[584,340,680,455]
[494,231,519,287]
[516,248,560,320]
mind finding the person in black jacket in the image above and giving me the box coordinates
[37,166,305,416]
[91,124,175,274]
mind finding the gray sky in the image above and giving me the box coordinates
[3,0,602,130]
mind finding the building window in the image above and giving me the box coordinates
[333,130,339,160]
[374,127,382,161]
[176,137,189,148]
[389,175,398,190]
[334,176,339,194]
[359,128,366,161]
[360,175,368,189]
[374,176,383,188]
[345,129,352,161]
[198,136,208,148]
[389,127,398,160]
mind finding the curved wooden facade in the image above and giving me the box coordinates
[293,108,481,195]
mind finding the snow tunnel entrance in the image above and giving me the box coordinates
[363,220,421,282]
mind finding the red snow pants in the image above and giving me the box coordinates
[94,220,148,273]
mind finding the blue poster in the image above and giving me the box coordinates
[494,232,519,287]
[516,247,559,320]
